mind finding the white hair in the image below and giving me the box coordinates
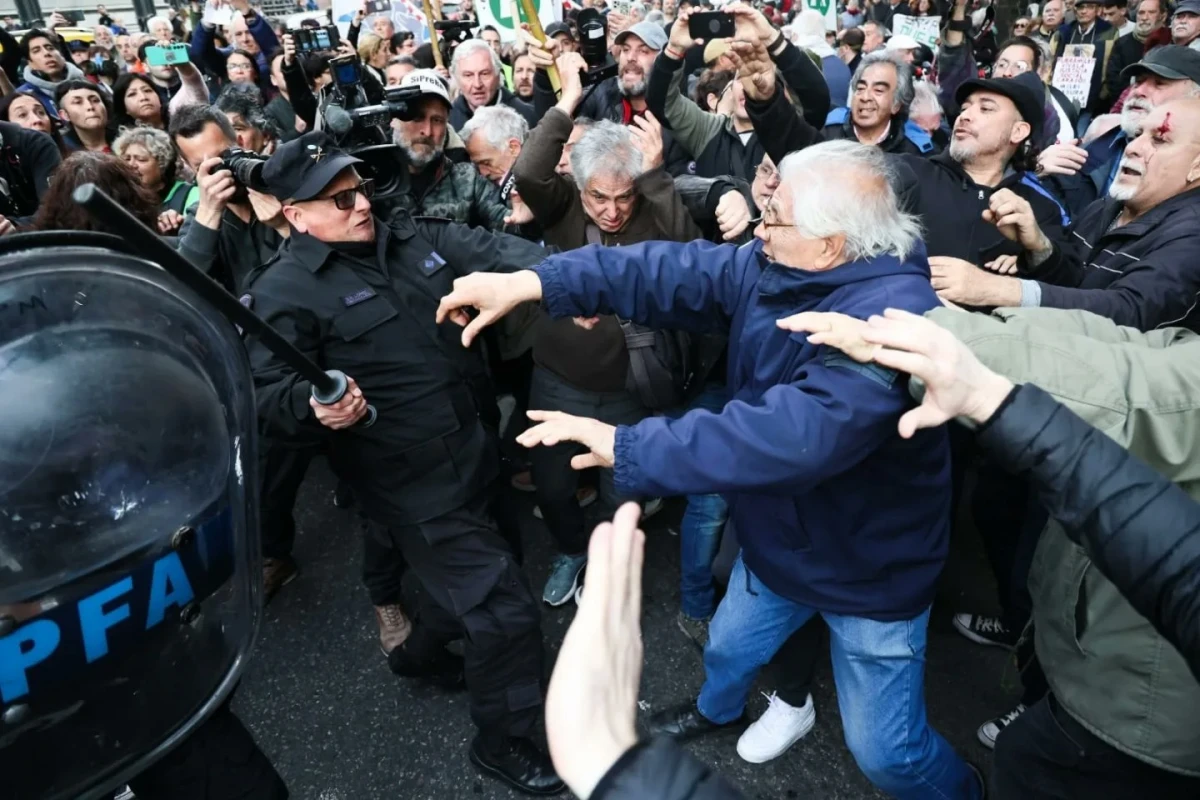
[779,140,922,262]
[909,80,941,119]
[570,120,645,190]
[452,37,503,78]
[792,9,827,40]
[460,104,529,150]
[645,9,665,23]
[147,15,171,33]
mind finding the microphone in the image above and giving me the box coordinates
[324,104,354,136]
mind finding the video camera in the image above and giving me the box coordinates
[434,19,474,65]
[325,84,423,136]
[576,9,617,87]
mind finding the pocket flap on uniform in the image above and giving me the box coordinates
[333,296,398,341]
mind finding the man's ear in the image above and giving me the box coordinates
[281,204,305,232]
[1010,120,1031,148]
[1188,153,1200,185]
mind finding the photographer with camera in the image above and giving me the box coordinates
[190,0,280,93]
[526,20,692,175]
[648,3,830,182]
[171,105,287,294]
[378,70,523,230]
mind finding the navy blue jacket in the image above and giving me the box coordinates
[534,239,952,619]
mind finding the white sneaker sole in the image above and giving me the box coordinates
[976,723,999,750]
[736,710,816,764]
[952,615,1016,650]
[543,566,585,607]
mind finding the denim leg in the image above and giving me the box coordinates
[667,383,730,620]
[679,491,728,619]
[696,554,813,724]
[826,607,979,800]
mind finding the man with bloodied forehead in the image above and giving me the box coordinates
[242,131,565,795]
[959,96,1200,333]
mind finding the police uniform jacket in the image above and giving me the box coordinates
[245,211,549,527]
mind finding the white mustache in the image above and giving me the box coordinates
[1118,157,1146,176]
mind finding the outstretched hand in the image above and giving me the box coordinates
[546,502,645,800]
[859,309,1015,438]
[435,270,544,347]
[517,410,617,469]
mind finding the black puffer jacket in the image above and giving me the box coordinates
[977,383,1200,682]
[592,737,744,799]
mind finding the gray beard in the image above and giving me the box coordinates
[403,143,441,168]
[948,139,976,163]
[619,76,647,97]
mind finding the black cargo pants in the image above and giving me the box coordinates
[362,488,544,740]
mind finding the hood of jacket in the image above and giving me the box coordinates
[21,61,85,95]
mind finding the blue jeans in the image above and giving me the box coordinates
[667,384,729,619]
[697,554,979,800]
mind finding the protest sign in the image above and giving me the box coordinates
[892,14,941,48]
[803,0,838,31]
[1052,44,1096,108]
[476,0,559,41]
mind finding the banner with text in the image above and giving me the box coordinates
[1052,44,1096,108]
[477,0,560,42]
[803,0,838,31]
[892,14,941,49]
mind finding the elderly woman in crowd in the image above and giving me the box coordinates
[113,125,197,227]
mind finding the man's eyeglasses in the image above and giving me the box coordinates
[315,179,375,210]
[755,163,781,183]
[749,214,792,229]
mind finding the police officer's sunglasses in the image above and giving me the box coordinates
[317,178,375,210]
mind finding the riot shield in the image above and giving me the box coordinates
[0,234,262,800]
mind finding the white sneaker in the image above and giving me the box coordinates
[977,703,1027,750]
[736,692,816,764]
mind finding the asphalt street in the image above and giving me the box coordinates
[234,459,1015,800]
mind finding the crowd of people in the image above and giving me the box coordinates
[3,0,1200,797]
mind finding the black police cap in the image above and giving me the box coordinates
[262,132,362,202]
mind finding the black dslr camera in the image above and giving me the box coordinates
[576,9,617,87]
[218,147,269,199]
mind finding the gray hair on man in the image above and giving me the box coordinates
[146,15,172,35]
[570,120,645,190]
[451,37,503,78]
[909,80,941,120]
[851,51,916,111]
[460,105,529,150]
[779,140,922,262]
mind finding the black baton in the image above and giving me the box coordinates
[73,183,377,426]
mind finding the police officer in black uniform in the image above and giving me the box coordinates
[245,132,563,796]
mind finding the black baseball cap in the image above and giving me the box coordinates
[545,21,574,39]
[262,132,362,202]
[1121,44,1200,84]
[955,72,1045,145]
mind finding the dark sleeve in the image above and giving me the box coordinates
[1034,234,1200,330]
[347,21,361,48]
[746,88,824,169]
[672,174,748,227]
[771,41,830,130]
[0,26,20,85]
[189,22,228,78]
[1105,38,1130,107]
[531,69,557,123]
[246,280,329,445]
[246,12,280,59]
[592,738,745,800]
[21,127,61,208]
[511,107,576,229]
[283,58,318,130]
[978,383,1200,682]
[419,218,550,276]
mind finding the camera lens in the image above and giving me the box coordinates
[709,18,721,32]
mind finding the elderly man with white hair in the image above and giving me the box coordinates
[460,104,529,183]
[435,139,984,799]
[449,38,539,131]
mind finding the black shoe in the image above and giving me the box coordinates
[646,701,743,741]
[262,556,298,605]
[387,638,466,691]
[952,614,1020,650]
[332,481,355,509]
[469,736,565,796]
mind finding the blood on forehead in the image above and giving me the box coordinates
[1158,111,1173,137]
